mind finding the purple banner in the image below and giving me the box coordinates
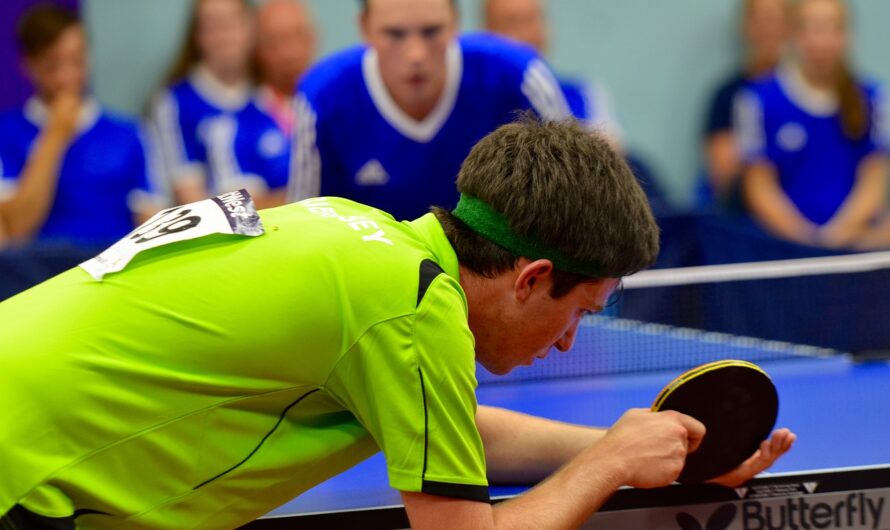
[1,0,80,110]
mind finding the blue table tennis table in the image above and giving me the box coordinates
[242,317,890,530]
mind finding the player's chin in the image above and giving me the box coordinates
[477,358,516,376]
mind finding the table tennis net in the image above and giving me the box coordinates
[476,250,890,385]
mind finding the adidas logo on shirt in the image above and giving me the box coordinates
[355,159,390,186]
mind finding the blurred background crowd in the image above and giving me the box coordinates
[0,0,888,299]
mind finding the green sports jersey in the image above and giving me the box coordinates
[0,196,488,529]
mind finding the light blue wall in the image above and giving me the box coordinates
[85,0,890,205]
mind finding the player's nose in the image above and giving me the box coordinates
[404,34,428,63]
[554,319,581,352]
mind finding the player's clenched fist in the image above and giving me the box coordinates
[597,408,706,489]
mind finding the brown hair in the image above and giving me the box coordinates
[435,115,659,298]
[359,0,456,13]
[164,0,253,85]
[17,3,80,58]
[794,0,869,141]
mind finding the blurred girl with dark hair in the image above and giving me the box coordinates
[149,0,255,204]
[737,0,888,248]
[701,0,789,207]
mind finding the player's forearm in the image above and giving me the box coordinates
[477,405,606,484]
[705,132,741,197]
[824,155,888,237]
[743,163,816,244]
[491,443,625,529]
[0,127,70,239]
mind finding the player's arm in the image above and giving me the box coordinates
[705,130,742,198]
[742,160,818,245]
[0,92,79,240]
[476,405,605,484]
[818,153,889,248]
[129,124,169,226]
[148,91,208,205]
[403,409,705,530]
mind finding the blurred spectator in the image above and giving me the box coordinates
[204,0,316,209]
[701,0,789,207]
[483,0,672,213]
[0,4,164,248]
[483,0,623,148]
[149,0,254,205]
[288,0,571,221]
[737,0,889,248]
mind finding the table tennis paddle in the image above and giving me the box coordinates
[652,360,779,484]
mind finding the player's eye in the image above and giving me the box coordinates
[604,279,624,309]
[420,25,443,39]
[384,28,407,41]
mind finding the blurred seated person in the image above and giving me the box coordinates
[288,0,572,221]
[701,0,788,207]
[0,4,165,248]
[149,0,255,205]
[736,0,888,249]
[483,0,623,149]
[204,0,316,209]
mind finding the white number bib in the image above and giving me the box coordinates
[80,189,264,280]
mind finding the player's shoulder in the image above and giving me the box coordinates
[0,105,31,133]
[747,71,779,94]
[558,74,586,95]
[460,32,536,58]
[459,32,538,69]
[164,77,198,101]
[712,72,749,103]
[298,44,367,98]
[737,71,783,111]
[857,76,883,101]
[89,108,144,147]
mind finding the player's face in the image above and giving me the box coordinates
[476,273,620,375]
[196,0,255,78]
[361,0,458,117]
[484,0,548,54]
[743,0,788,64]
[793,0,847,78]
[26,25,88,103]
[256,0,316,93]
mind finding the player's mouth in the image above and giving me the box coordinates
[405,74,428,90]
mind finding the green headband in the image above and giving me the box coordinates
[451,194,603,277]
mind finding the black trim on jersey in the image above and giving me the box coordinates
[417,368,490,503]
[418,368,429,478]
[1,505,77,530]
[416,260,444,307]
[194,389,321,490]
[421,481,491,503]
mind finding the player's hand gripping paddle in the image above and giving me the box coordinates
[652,360,779,484]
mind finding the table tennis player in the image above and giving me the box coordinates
[0,118,794,530]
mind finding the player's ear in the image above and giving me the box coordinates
[358,8,371,41]
[513,258,554,302]
[448,2,460,35]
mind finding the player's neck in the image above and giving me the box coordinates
[745,53,779,79]
[799,65,837,92]
[206,64,250,89]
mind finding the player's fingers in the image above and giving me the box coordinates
[672,413,706,453]
[782,432,797,452]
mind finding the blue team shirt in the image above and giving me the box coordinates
[290,33,570,221]
[737,66,888,225]
[203,95,291,196]
[0,99,162,243]
[151,67,251,190]
[560,76,622,141]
